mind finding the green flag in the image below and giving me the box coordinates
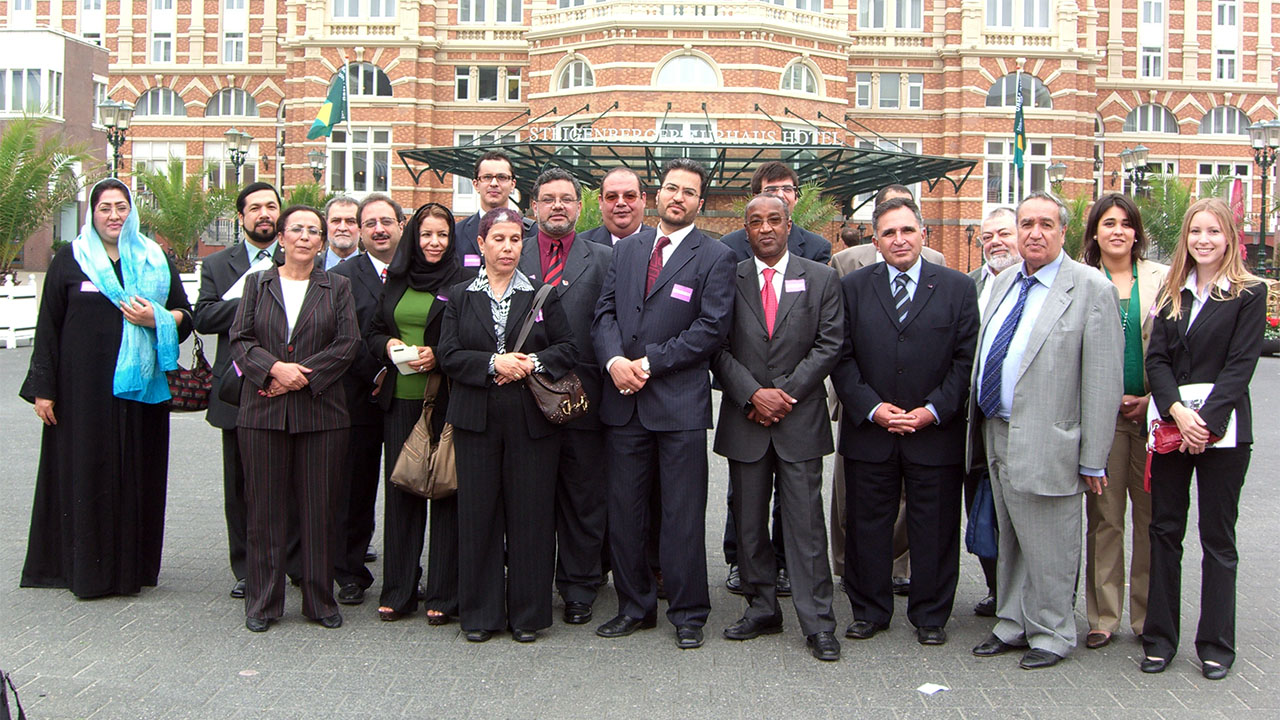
[308,66,348,140]
[1012,71,1025,170]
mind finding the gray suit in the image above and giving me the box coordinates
[971,253,1122,656]
[711,255,843,636]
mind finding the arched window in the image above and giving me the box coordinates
[134,87,186,117]
[780,63,818,95]
[558,60,594,90]
[205,88,258,117]
[984,73,1051,109]
[1198,106,1250,135]
[1123,104,1179,133]
[655,55,718,88]
[346,62,392,97]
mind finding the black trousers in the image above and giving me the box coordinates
[723,480,787,569]
[223,429,299,582]
[607,418,710,627]
[333,421,382,589]
[379,398,459,615]
[555,427,608,605]
[846,455,961,628]
[962,466,998,598]
[1143,445,1250,667]
[454,384,560,632]
[239,427,345,621]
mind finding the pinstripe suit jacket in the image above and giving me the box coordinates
[230,266,360,433]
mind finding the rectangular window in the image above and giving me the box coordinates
[1216,0,1236,25]
[13,0,33,9]
[477,67,499,102]
[906,73,923,109]
[93,81,106,122]
[152,33,173,62]
[558,0,586,6]
[496,0,521,22]
[370,0,395,17]
[223,32,245,63]
[153,0,173,9]
[1140,47,1162,78]
[878,73,900,109]
[328,128,391,194]
[1023,0,1048,27]
[859,0,884,28]
[896,0,921,29]
[984,138,1048,210]
[986,0,1011,26]
[795,0,821,11]
[333,0,358,17]
[0,74,7,112]
[1140,0,1162,24]
[855,72,871,108]
[10,70,23,111]
[1215,49,1236,80]
[459,0,485,23]
[506,68,521,102]
[225,0,245,8]
[25,69,39,110]
[82,0,102,8]
[454,67,470,101]
[48,71,62,117]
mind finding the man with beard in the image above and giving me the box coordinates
[321,196,361,270]
[453,151,533,267]
[592,158,737,650]
[579,167,653,247]
[518,167,612,625]
[195,182,298,599]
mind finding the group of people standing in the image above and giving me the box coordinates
[18,153,1266,677]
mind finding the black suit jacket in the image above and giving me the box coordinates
[364,271,467,414]
[329,253,386,427]
[194,242,256,429]
[831,259,979,465]
[1146,282,1267,443]
[230,267,360,433]
[519,232,613,430]
[454,212,535,270]
[438,276,578,438]
[720,223,832,265]
[577,225,657,247]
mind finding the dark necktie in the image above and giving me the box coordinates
[893,273,910,324]
[761,267,778,337]
[646,236,671,296]
[255,249,270,262]
[545,239,565,287]
[978,274,1038,418]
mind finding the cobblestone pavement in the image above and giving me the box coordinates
[1,340,1278,719]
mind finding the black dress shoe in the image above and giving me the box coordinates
[916,626,947,645]
[806,631,841,661]
[892,577,910,596]
[725,564,743,595]
[845,620,889,640]
[364,545,378,563]
[675,625,704,649]
[337,583,365,605]
[723,615,784,640]
[563,601,593,625]
[465,629,492,643]
[1139,656,1168,674]
[596,614,657,638]
[775,568,792,597]
[1019,648,1062,669]
[317,613,343,629]
[973,595,996,617]
[245,616,270,633]
[1202,661,1228,680]
[511,628,537,643]
[655,569,667,600]
[972,633,1025,657]
[230,579,247,599]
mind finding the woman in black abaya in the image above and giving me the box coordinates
[19,178,193,598]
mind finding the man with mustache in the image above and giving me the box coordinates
[321,196,361,270]
[453,151,533,269]
[579,167,653,247]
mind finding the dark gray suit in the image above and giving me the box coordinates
[519,231,613,606]
[454,212,534,269]
[711,255,843,636]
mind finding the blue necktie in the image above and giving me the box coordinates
[978,274,1038,419]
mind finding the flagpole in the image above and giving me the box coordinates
[1015,65,1023,203]
[343,49,355,142]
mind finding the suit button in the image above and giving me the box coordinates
[898,336,905,342]
[1179,373,1188,381]
[287,344,294,353]
[631,335,638,341]
[897,369,903,374]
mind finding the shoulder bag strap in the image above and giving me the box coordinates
[511,284,555,354]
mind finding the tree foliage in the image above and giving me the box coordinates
[1063,190,1091,261]
[1135,174,1193,261]
[575,187,602,232]
[285,182,335,210]
[730,182,840,233]
[136,159,233,272]
[0,116,98,274]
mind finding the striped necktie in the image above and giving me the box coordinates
[977,274,1038,418]
[893,273,911,324]
[545,239,565,287]
[646,236,671,295]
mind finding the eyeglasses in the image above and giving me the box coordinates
[661,183,700,200]
[762,184,799,196]
[538,195,579,206]
[361,217,398,230]
[287,225,323,237]
[746,216,787,229]
[478,173,513,184]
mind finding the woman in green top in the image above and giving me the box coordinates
[366,202,468,623]
[1079,193,1168,649]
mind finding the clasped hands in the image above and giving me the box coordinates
[748,388,796,427]
[1170,402,1211,455]
[494,352,535,385]
[262,361,312,397]
[872,402,936,435]
[609,357,649,395]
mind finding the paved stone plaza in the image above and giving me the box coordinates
[1,339,1278,719]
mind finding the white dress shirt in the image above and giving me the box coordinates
[1185,269,1230,328]
[753,251,790,305]
[368,255,389,283]
[655,222,696,264]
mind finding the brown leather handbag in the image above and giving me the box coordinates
[389,372,457,500]
[512,284,589,425]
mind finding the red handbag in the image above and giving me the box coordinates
[1143,419,1220,492]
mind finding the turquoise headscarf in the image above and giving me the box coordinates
[71,179,179,404]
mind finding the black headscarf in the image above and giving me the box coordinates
[386,202,465,293]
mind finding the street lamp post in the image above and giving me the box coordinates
[1047,161,1067,195]
[1248,119,1280,272]
[308,149,326,184]
[1119,145,1150,196]
[98,100,135,178]
[225,127,252,242]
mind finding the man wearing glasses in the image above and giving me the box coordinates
[453,151,533,269]
[592,158,737,650]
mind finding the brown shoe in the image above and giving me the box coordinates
[1085,630,1111,649]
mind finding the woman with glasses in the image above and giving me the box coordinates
[230,205,360,632]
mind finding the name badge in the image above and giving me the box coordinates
[230,360,243,377]
[80,281,99,293]
[784,278,806,293]
[437,295,448,303]
[463,254,481,267]
[534,309,544,322]
[670,284,694,303]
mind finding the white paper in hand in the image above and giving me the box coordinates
[222,255,276,301]
[390,345,422,375]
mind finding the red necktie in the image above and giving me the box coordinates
[379,267,387,283]
[761,267,778,337]
[646,236,671,296]
[545,239,564,287]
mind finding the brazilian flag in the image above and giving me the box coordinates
[1012,72,1025,171]
[308,66,348,140]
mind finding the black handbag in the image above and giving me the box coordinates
[512,284,589,424]
[166,335,213,411]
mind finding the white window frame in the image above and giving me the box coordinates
[1199,106,1250,135]
[906,73,923,109]
[222,32,245,63]
[1215,49,1236,81]
[506,67,521,101]
[559,60,594,90]
[135,87,187,117]
[202,141,258,190]
[332,0,359,17]
[855,72,871,108]
[151,33,173,63]
[781,63,818,95]
[1140,47,1162,79]
[878,73,900,109]
[459,0,486,23]
[986,0,1011,27]
[206,88,257,117]
[1123,104,1178,133]
[1140,0,1162,24]
[495,0,521,23]
[984,138,1050,216]
[1022,0,1048,28]
[454,66,471,101]
[347,62,392,97]
[1216,0,1236,26]
[895,0,922,30]
[859,0,884,29]
[328,128,392,196]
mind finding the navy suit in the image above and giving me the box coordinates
[720,223,832,264]
[577,224,656,247]
[591,226,737,627]
[453,212,534,270]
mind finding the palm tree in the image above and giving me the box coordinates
[285,182,335,210]
[1135,174,1193,261]
[731,181,840,233]
[0,116,97,274]
[136,159,233,272]
[574,187,601,232]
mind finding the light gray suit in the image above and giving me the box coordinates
[971,252,1122,656]
[712,255,843,636]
